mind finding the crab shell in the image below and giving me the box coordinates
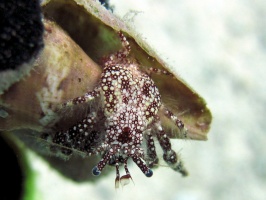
[0,0,212,181]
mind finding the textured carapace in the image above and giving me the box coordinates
[51,31,188,187]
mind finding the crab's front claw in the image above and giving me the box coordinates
[92,166,101,176]
[145,169,153,177]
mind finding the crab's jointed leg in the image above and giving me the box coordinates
[144,129,159,168]
[60,88,100,108]
[155,123,188,176]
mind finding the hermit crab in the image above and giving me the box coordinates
[50,31,189,186]
[0,0,211,187]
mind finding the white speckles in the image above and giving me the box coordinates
[105,72,111,77]
[103,86,108,91]
[112,141,119,145]
[171,116,177,120]
[112,80,118,86]
[157,125,163,131]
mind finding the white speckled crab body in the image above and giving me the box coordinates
[101,64,161,141]
[92,63,162,178]
[51,32,188,187]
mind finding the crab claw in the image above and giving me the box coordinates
[92,166,101,176]
[145,169,153,177]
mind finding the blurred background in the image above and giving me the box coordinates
[14,0,266,199]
